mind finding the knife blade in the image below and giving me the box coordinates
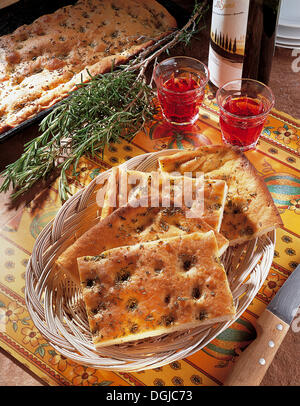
[267,264,300,324]
[224,264,300,386]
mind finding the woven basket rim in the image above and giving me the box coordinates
[25,149,275,371]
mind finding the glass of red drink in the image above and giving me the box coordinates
[216,78,275,151]
[152,56,209,125]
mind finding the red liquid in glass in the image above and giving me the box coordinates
[157,75,204,124]
[220,96,266,150]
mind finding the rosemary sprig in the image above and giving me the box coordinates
[1,70,155,201]
[0,0,209,201]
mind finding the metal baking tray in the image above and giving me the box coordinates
[0,0,189,143]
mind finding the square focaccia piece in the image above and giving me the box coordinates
[77,231,236,348]
[158,145,283,244]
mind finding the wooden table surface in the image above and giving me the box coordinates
[0,0,299,387]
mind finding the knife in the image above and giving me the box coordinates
[224,264,300,386]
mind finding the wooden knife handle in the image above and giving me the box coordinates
[224,309,290,386]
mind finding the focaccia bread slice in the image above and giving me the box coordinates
[100,168,151,220]
[158,145,283,245]
[0,0,176,133]
[77,231,236,348]
[100,168,228,232]
[55,202,229,285]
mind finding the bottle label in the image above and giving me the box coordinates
[208,0,250,87]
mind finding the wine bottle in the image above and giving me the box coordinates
[208,0,281,88]
[243,0,281,84]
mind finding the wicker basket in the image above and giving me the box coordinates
[25,149,275,372]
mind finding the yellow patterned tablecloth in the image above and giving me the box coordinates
[0,89,299,386]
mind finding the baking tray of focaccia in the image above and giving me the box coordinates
[0,0,188,142]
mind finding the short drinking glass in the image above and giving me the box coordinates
[216,78,275,151]
[153,56,209,126]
